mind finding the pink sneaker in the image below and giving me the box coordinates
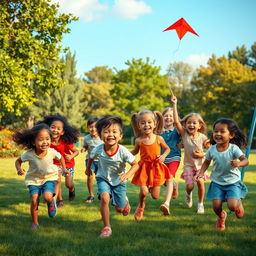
[122,199,131,216]
[100,226,112,238]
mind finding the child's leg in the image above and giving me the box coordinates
[43,191,54,205]
[186,183,194,195]
[100,192,111,227]
[197,179,205,204]
[213,199,227,231]
[163,177,174,206]
[138,185,149,208]
[150,186,161,200]
[55,175,62,201]
[86,173,94,198]
[65,175,74,191]
[227,198,244,218]
[30,194,40,225]
[212,199,223,216]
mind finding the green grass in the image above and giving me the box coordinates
[1,150,256,256]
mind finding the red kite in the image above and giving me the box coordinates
[163,18,199,40]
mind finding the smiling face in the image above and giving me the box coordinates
[88,122,98,137]
[213,123,234,146]
[101,123,123,147]
[50,120,64,140]
[138,113,156,135]
[163,109,174,129]
[185,115,201,135]
[34,129,51,154]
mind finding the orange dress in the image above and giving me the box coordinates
[131,136,170,187]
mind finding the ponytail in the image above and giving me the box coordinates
[154,111,164,134]
[131,113,141,138]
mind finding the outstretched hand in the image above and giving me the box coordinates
[171,95,177,104]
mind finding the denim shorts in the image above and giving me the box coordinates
[206,181,248,201]
[85,159,99,174]
[96,177,126,208]
[28,180,56,196]
[57,166,75,177]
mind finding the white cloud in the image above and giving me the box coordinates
[51,0,108,22]
[186,54,210,67]
[112,0,152,20]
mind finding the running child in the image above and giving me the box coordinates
[195,118,248,231]
[159,107,182,215]
[81,117,103,203]
[86,115,139,238]
[171,96,210,214]
[131,109,170,221]
[39,115,79,207]
[13,124,68,229]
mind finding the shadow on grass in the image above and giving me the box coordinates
[1,174,256,256]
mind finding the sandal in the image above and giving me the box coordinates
[85,195,94,203]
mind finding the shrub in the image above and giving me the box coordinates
[0,128,23,157]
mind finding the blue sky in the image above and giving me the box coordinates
[52,0,256,77]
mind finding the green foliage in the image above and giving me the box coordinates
[191,54,256,132]
[27,51,85,127]
[0,0,77,117]
[111,58,170,124]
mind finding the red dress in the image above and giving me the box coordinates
[132,136,170,187]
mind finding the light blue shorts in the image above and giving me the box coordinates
[85,159,99,174]
[206,181,248,201]
[96,177,126,208]
[28,180,56,196]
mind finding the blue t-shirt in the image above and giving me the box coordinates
[205,144,244,185]
[160,127,181,163]
[83,134,103,160]
[90,144,135,186]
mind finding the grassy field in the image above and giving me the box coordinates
[0,148,256,256]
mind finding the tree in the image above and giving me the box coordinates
[0,0,77,118]
[191,55,256,132]
[84,66,114,84]
[228,45,249,66]
[26,51,84,127]
[111,58,170,124]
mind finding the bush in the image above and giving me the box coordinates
[0,128,23,157]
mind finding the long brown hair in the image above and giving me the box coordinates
[131,109,164,138]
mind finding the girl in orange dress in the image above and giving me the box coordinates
[131,110,170,221]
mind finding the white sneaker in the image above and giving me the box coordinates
[185,193,193,208]
[197,205,205,214]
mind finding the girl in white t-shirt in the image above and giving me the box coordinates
[14,124,67,229]
[195,118,248,231]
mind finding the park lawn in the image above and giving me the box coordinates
[0,149,256,256]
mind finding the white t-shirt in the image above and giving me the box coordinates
[83,134,103,160]
[205,144,244,185]
[90,144,135,186]
[20,148,61,186]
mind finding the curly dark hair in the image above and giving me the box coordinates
[210,118,247,149]
[13,123,51,150]
[38,114,80,143]
[96,115,123,136]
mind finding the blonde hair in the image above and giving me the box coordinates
[180,112,207,135]
[162,107,173,116]
[131,109,164,138]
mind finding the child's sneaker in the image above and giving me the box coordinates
[122,199,131,216]
[197,205,205,214]
[185,192,193,208]
[235,200,244,219]
[172,182,179,199]
[48,199,57,218]
[69,188,76,201]
[134,206,144,221]
[31,224,40,230]
[216,210,227,231]
[160,203,170,216]
[100,226,112,238]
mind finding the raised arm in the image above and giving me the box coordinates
[171,96,185,137]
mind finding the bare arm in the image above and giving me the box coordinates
[194,159,211,181]
[58,155,70,175]
[156,136,170,163]
[171,96,185,136]
[65,147,79,161]
[230,155,249,168]
[119,160,139,182]
[15,157,26,176]
[85,158,95,175]
[130,138,140,155]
